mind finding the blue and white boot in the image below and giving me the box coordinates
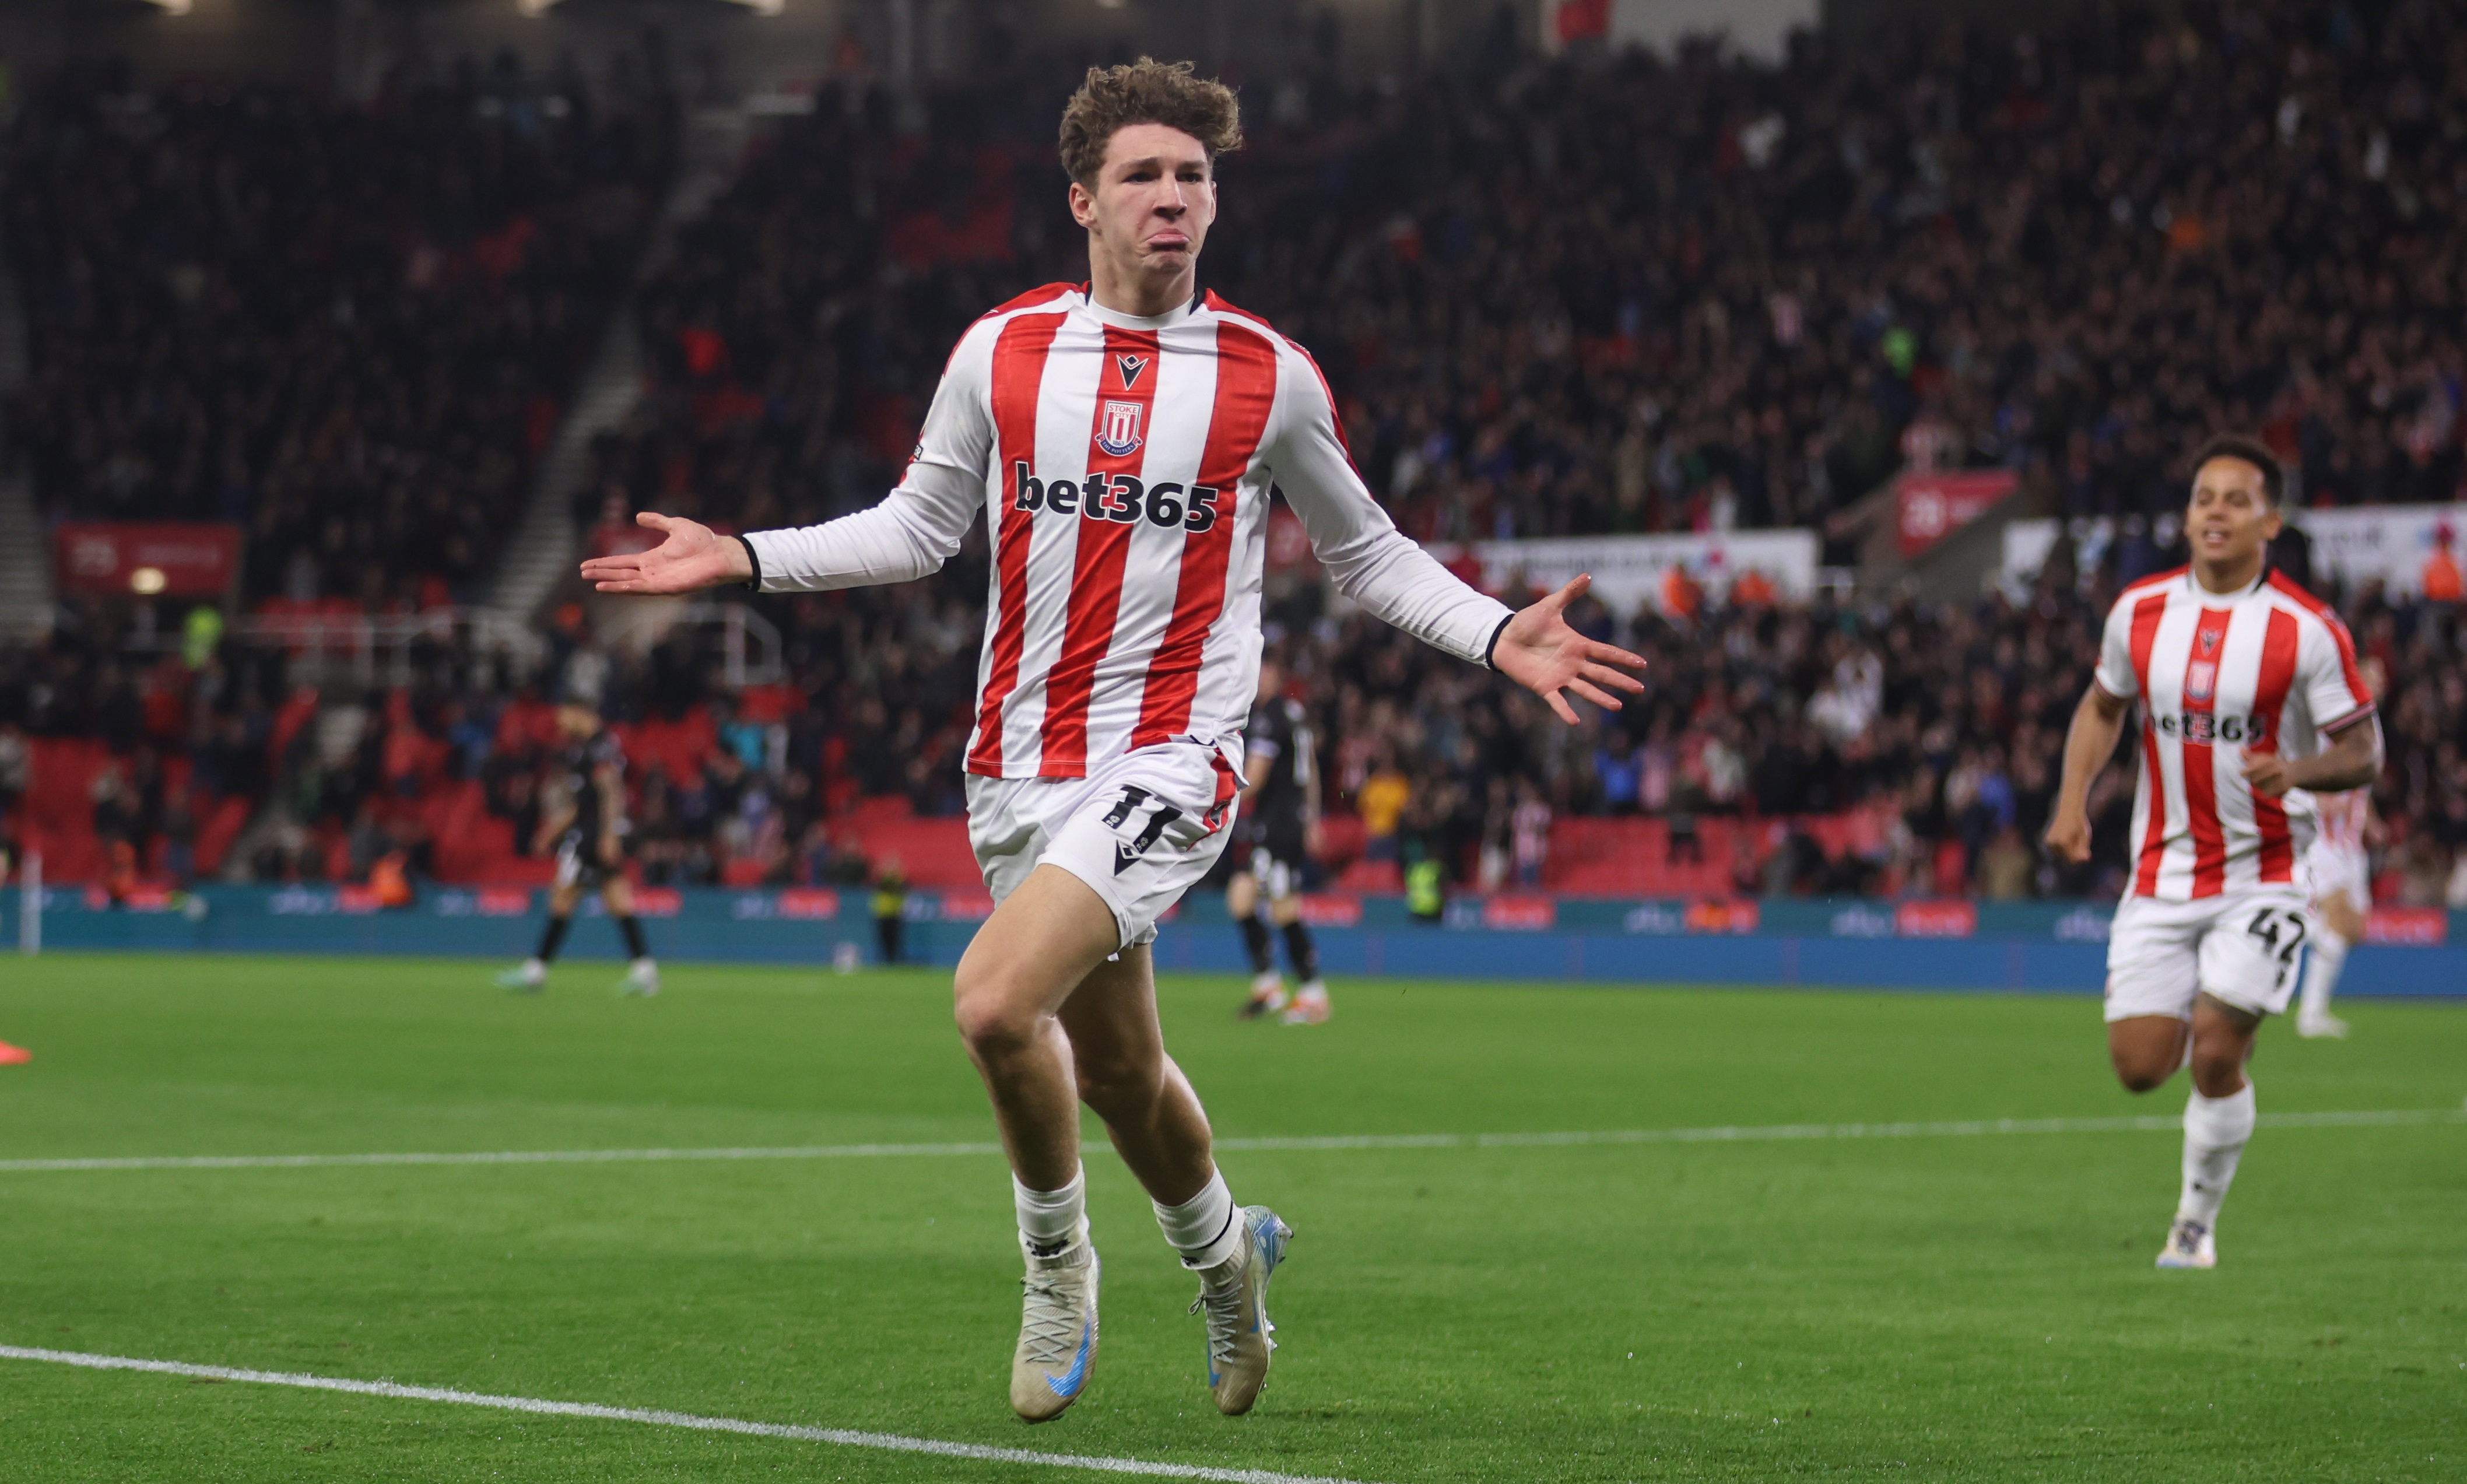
[1192,1205,1292,1415]
[1010,1221,1099,1421]
[2154,1215,2216,1269]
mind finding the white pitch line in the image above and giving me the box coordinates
[0,1345,1375,1484]
[0,1141,1008,1173]
[0,1108,2455,1176]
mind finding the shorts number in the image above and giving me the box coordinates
[2245,907,2309,988]
[1101,785,1184,852]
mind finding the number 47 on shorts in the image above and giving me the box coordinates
[2244,906,2308,988]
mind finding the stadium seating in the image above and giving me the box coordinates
[2,2,2464,913]
[5,71,674,610]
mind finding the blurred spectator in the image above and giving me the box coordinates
[1511,782,1552,889]
[1358,748,1411,864]
[872,857,908,966]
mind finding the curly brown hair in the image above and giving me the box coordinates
[1057,57,1243,189]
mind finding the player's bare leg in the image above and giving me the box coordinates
[955,866,1124,1188]
[2111,997,2260,1268]
[1059,944,1217,1201]
[1227,869,1286,1018]
[2298,890,2362,1039]
[954,867,1120,1420]
[957,864,1289,1418]
[1050,922,1293,1413]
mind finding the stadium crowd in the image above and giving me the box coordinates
[584,0,2467,556]
[2,1,2466,907]
[3,61,676,611]
[4,550,2461,908]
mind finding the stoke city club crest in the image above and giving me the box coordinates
[1096,399,1145,458]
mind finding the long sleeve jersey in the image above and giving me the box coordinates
[743,284,1514,780]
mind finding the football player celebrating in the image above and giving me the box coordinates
[2046,435,2380,1270]
[580,59,1643,1420]
[497,703,660,997]
[1228,654,1331,1024]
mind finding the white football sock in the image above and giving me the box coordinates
[1153,1169,1242,1271]
[2299,933,2348,1019]
[1013,1169,1085,1255]
[2178,1079,2257,1227]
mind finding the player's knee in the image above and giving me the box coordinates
[2108,1042,2177,1093]
[2114,1062,2172,1094]
[952,968,1040,1058]
[2187,1047,2244,1098]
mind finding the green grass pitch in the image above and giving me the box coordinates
[0,954,2459,1482]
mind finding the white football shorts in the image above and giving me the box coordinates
[966,739,1243,950]
[2103,887,2312,1023]
[2307,841,2370,910]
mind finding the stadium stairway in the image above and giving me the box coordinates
[0,243,52,642]
[483,106,755,627]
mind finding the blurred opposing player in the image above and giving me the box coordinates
[2047,435,2380,1270]
[496,703,660,996]
[1230,655,1329,1024]
[578,59,1643,1422]
[2291,654,2386,1039]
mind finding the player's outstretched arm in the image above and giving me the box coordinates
[2045,683,2128,864]
[1492,574,1648,724]
[583,338,992,598]
[1261,339,1641,718]
[581,514,751,595]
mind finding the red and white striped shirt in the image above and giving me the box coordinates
[743,286,1512,780]
[2092,567,2379,901]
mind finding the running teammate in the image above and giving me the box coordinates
[1229,655,1329,1024]
[2291,653,2386,1039]
[496,703,661,996]
[2046,434,2381,1270]
[578,58,1644,1421]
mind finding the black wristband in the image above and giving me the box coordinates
[1480,613,1512,671]
[734,534,763,592]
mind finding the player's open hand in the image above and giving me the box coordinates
[578,514,753,595]
[1492,574,1648,724]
